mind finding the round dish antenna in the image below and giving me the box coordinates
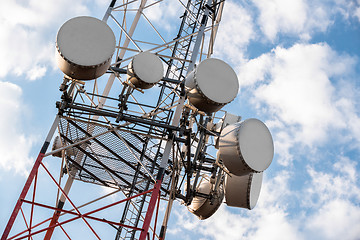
[185,58,239,113]
[127,52,164,89]
[219,118,274,176]
[187,176,224,220]
[56,16,116,80]
[224,172,263,209]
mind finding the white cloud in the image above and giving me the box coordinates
[237,43,358,165]
[168,156,360,240]
[0,0,91,80]
[305,199,360,240]
[336,97,360,146]
[237,53,272,87]
[271,130,294,166]
[0,82,36,175]
[250,0,360,41]
[248,208,302,240]
[355,7,360,21]
[334,0,360,22]
[143,0,183,33]
[252,0,307,41]
[303,157,360,240]
[255,44,345,141]
[213,1,255,64]
[304,157,360,208]
[26,65,47,80]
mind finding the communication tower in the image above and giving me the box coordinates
[2,0,274,239]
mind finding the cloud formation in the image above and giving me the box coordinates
[167,155,360,240]
[251,0,360,41]
[238,43,358,165]
[303,156,360,240]
[144,0,183,33]
[0,0,91,80]
[213,1,255,64]
[253,0,308,41]
[0,82,35,175]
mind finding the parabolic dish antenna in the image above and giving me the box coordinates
[224,172,263,209]
[127,52,164,89]
[219,118,274,176]
[185,58,239,113]
[56,16,116,80]
[187,177,224,220]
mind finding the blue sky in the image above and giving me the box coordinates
[1,0,360,239]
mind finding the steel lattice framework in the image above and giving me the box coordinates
[2,0,228,239]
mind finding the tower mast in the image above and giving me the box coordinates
[2,0,228,239]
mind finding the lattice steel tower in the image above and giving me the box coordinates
[2,0,274,239]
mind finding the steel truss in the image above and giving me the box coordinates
[2,0,227,239]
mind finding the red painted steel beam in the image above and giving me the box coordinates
[58,224,71,240]
[2,152,46,240]
[1,116,59,240]
[12,185,154,239]
[29,173,37,240]
[22,199,144,231]
[19,209,32,240]
[12,194,148,240]
[152,192,161,240]
[8,217,54,240]
[139,179,162,240]
[40,162,101,240]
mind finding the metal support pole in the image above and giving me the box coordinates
[139,178,162,240]
[44,1,149,238]
[1,115,60,240]
[139,1,214,238]
[44,151,84,240]
[103,0,117,22]
[98,0,148,112]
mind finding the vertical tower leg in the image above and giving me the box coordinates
[139,173,163,240]
[1,115,60,240]
[43,175,75,240]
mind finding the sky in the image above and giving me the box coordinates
[1,0,360,239]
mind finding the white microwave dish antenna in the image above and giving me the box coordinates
[219,118,274,176]
[187,177,224,220]
[127,52,164,89]
[56,16,116,80]
[224,172,263,209]
[185,58,239,113]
